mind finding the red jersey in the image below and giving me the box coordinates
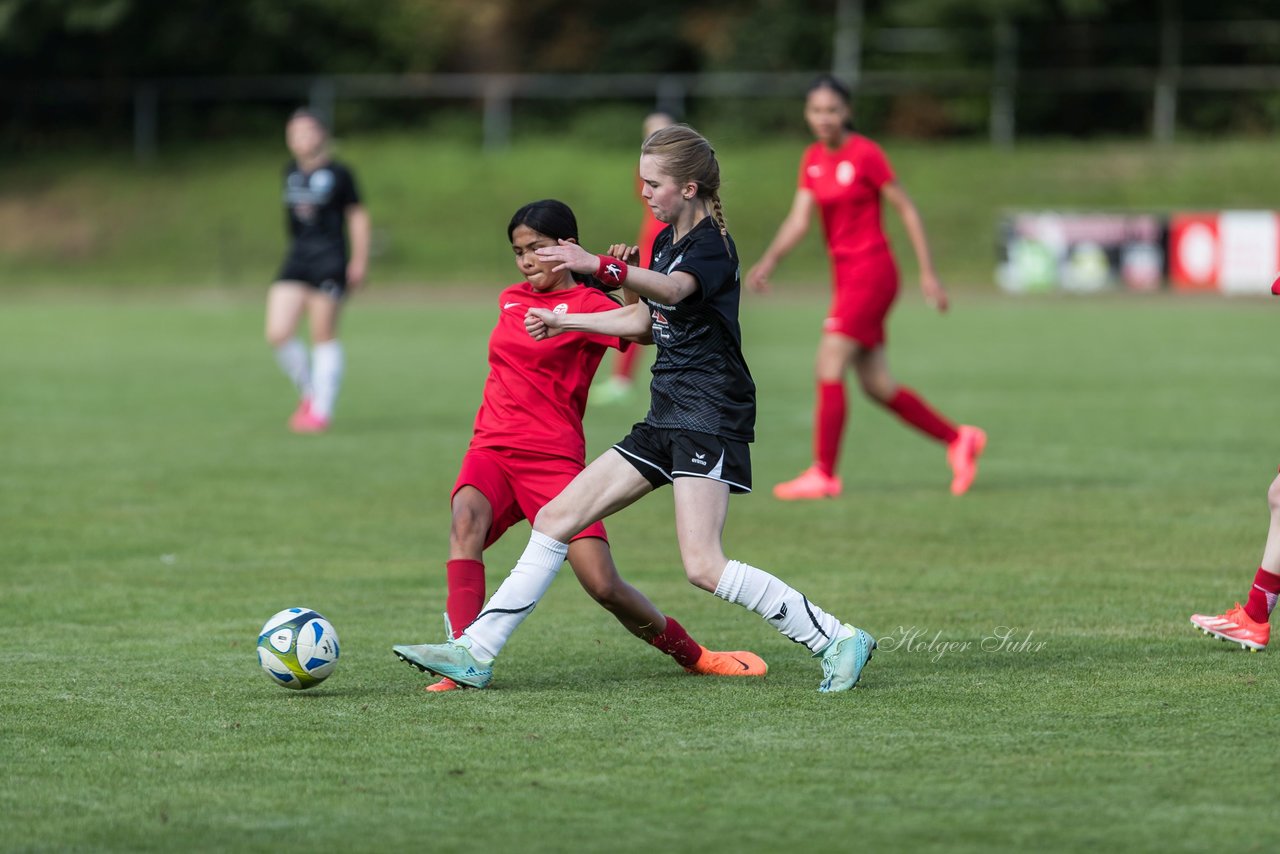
[799,134,895,263]
[469,282,628,463]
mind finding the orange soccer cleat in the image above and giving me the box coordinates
[773,466,842,501]
[685,646,768,677]
[424,677,462,692]
[947,425,987,496]
[1190,604,1270,651]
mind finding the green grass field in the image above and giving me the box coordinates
[2,290,1276,852]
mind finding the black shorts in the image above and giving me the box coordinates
[613,422,752,494]
[276,258,347,300]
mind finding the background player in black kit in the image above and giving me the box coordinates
[393,125,876,694]
[265,108,370,433]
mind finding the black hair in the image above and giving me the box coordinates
[508,198,578,245]
[807,74,855,131]
[508,199,618,294]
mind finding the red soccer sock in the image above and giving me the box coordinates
[815,380,847,477]
[614,343,641,381]
[1243,567,1280,624]
[445,559,486,638]
[648,615,703,668]
[884,386,959,445]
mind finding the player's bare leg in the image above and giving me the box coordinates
[266,281,313,426]
[568,536,766,677]
[419,487,493,692]
[774,332,853,500]
[293,291,343,432]
[675,477,873,691]
[394,452,655,685]
[854,344,985,496]
[1191,472,1280,651]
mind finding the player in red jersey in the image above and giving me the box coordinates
[265,109,370,434]
[593,111,677,408]
[1190,468,1280,651]
[397,199,766,691]
[1192,264,1280,651]
[746,76,985,499]
[1188,283,1280,648]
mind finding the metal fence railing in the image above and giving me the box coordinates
[13,62,1280,162]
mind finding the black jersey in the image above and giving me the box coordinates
[643,216,756,442]
[281,159,361,272]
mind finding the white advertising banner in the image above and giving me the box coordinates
[1217,210,1278,295]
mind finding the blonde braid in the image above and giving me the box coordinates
[708,193,730,254]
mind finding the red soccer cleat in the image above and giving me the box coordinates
[290,404,330,434]
[947,425,987,496]
[1190,603,1269,651]
[773,466,842,501]
[288,398,313,429]
[424,677,462,692]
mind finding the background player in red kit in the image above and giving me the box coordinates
[1190,468,1280,651]
[593,111,677,408]
[265,108,370,434]
[407,199,766,691]
[746,76,985,499]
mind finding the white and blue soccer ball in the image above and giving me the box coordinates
[256,607,340,690]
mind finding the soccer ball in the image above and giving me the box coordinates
[256,607,340,690]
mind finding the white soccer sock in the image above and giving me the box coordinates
[274,338,311,397]
[714,559,846,654]
[310,340,344,419]
[464,531,569,660]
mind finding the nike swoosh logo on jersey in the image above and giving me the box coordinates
[503,302,521,309]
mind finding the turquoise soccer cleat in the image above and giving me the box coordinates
[393,637,494,689]
[817,624,875,693]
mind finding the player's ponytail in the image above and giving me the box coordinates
[708,193,729,244]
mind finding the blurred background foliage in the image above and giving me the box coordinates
[4,0,1280,148]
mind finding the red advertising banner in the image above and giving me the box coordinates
[1168,214,1219,291]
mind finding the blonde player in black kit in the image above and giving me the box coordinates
[265,109,370,434]
[392,125,875,693]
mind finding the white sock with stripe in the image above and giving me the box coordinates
[274,338,311,397]
[310,340,344,419]
[713,559,846,653]
[463,531,569,660]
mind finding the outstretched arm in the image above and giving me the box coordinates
[881,182,947,313]
[525,300,652,341]
[535,240,700,306]
[746,188,815,294]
